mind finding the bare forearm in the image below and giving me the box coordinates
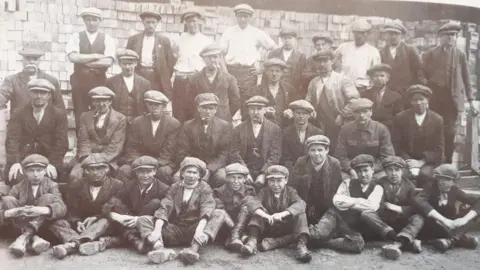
[85,57,113,68]
[68,53,101,64]
[196,218,207,232]
[153,219,165,234]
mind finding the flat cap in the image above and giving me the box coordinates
[117,49,139,61]
[279,26,297,37]
[79,7,102,19]
[195,93,219,107]
[21,154,49,168]
[312,34,333,44]
[234,4,254,15]
[438,22,461,34]
[263,58,287,69]
[89,86,115,99]
[350,98,373,111]
[181,8,203,22]
[81,153,109,168]
[382,156,406,169]
[28,79,55,92]
[406,84,432,98]
[367,63,392,76]
[144,90,169,104]
[288,100,314,113]
[265,165,289,179]
[350,154,375,169]
[132,156,158,170]
[200,43,222,57]
[305,135,330,149]
[19,48,44,58]
[139,11,162,21]
[351,19,372,32]
[311,50,335,61]
[179,157,207,177]
[384,21,407,34]
[245,95,269,107]
[433,164,459,180]
[225,163,249,176]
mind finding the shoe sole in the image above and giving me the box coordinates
[260,239,273,251]
[9,247,25,258]
[296,252,312,263]
[241,246,257,256]
[227,241,244,252]
[178,251,199,265]
[147,250,177,264]
[52,246,68,259]
[383,248,401,260]
[32,241,50,254]
[79,242,106,256]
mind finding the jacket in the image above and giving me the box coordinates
[280,123,324,170]
[246,186,306,217]
[362,87,404,132]
[267,48,307,100]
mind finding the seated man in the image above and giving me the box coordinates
[361,156,424,260]
[103,156,170,253]
[5,79,68,184]
[117,91,180,184]
[0,154,66,257]
[335,98,395,180]
[290,135,365,254]
[231,96,282,188]
[242,165,312,263]
[70,87,127,183]
[136,157,225,265]
[51,154,124,259]
[392,85,444,188]
[176,93,233,188]
[213,163,256,252]
[414,164,480,252]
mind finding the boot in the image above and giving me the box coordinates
[178,242,201,265]
[148,247,178,264]
[382,242,402,260]
[9,232,33,258]
[124,231,146,253]
[260,234,295,251]
[325,235,365,254]
[295,235,312,263]
[79,237,121,256]
[455,235,478,249]
[29,235,51,255]
[226,209,249,252]
[404,239,422,254]
[431,238,453,252]
[53,242,78,259]
[241,237,258,256]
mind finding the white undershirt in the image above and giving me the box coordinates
[268,84,279,98]
[151,119,161,136]
[141,35,155,67]
[390,45,398,59]
[122,75,134,93]
[282,49,293,62]
[31,185,39,198]
[182,182,199,202]
[32,104,47,124]
[297,130,306,144]
[90,186,101,200]
[252,123,262,138]
[415,111,427,126]
[95,112,108,129]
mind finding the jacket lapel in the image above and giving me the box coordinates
[95,177,112,202]
[198,70,211,94]
[105,110,120,139]
[261,121,270,160]
[86,111,101,142]
[22,106,40,133]
[174,185,184,215]
[211,117,221,150]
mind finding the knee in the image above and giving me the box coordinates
[37,194,55,206]
[1,196,19,209]
[409,214,425,226]
[137,215,155,228]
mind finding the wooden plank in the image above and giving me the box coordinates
[5,0,17,12]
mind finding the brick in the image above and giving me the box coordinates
[14,12,28,21]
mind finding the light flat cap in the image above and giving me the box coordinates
[132,156,158,170]
[311,50,335,61]
[438,22,461,34]
[280,26,297,37]
[21,154,49,168]
[312,34,333,44]
[433,164,459,180]
[28,79,55,92]
[234,4,254,15]
[350,98,373,111]
[265,165,289,179]
[382,156,406,169]
[144,90,169,104]
[117,49,139,61]
[384,21,407,34]
[351,19,372,32]
[350,154,375,169]
[367,63,392,76]
[139,11,162,21]
[80,7,102,19]
[182,8,203,22]
[245,95,269,107]
[263,58,287,69]
[89,86,115,99]
[180,157,207,177]
[225,163,249,176]
[305,135,330,149]
[82,153,109,168]
[19,48,44,58]
[288,100,314,113]
[195,93,219,107]
[200,43,222,57]
[406,84,432,99]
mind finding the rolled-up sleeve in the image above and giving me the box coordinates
[66,33,80,56]
[103,34,116,59]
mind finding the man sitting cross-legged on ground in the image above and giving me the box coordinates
[136,157,226,265]
[414,164,480,252]
[0,154,67,257]
[51,154,124,259]
[361,156,424,260]
[103,156,170,253]
[241,165,312,263]
[289,135,365,254]
[213,163,256,252]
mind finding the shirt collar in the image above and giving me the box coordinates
[356,119,372,132]
[311,159,326,172]
[32,103,47,111]
[139,182,154,193]
[93,108,110,118]
[182,181,199,190]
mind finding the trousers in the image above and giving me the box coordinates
[49,218,114,244]
[361,211,424,242]
[248,213,309,239]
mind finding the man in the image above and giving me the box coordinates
[231,96,282,188]
[362,63,404,132]
[392,85,444,188]
[292,136,366,254]
[281,100,323,171]
[304,50,359,148]
[126,10,176,97]
[220,3,276,104]
[0,48,65,113]
[69,87,126,183]
[186,43,241,122]
[117,91,180,184]
[51,154,124,259]
[66,7,115,131]
[5,79,68,184]
[335,98,395,180]
[362,156,424,260]
[136,157,225,265]
[414,164,480,252]
[106,49,151,122]
[213,163,256,252]
[172,8,213,123]
[301,34,334,97]
[0,154,66,257]
[103,156,169,253]
[380,21,425,100]
[334,19,381,91]
[423,22,478,163]
[267,26,307,101]
[242,165,312,263]
[176,93,233,187]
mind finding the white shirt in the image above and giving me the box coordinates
[122,75,134,93]
[415,111,427,126]
[282,49,293,62]
[31,185,40,198]
[389,44,399,59]
[182,182,199,202]
[66,31,116,58]
[94,111,109,129]
[333,179,384,212]
[32,104,47,124]
[90,186,102,200]
[141,35,155,67]
[252,122,262,138]
[268,84,279,98]
[139,182,154,195]
[173,32,212,73]
[378,87,386,101]
[297,130,306,144]
[151,119,161,136]
[205,69,218,83]
[220,25,276,66]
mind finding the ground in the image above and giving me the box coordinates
[1,233,480,270]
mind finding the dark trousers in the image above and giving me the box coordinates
[361,211,424,242]
[311,208,363,241]
[248,213,309,239]
[419,211,479,240]
[137,67,160,92]
[49,218,114,244]
[172,76,192,123]
[109,198,162,217]
[227,65,257,107]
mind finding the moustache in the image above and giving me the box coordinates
[24,64,38,72]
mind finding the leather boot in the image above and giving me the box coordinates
[79,236,121,256]
[178,242,201,265]
[295,235,312,263]
[325,235,365,254]
[9,232,33,258]
[148,244,178,264]
[455,235,478,249]
[382,242,402,260]
[29,235,51,255]
[431,238,453,252]
[53,242,78,259]
[241,237,258,256]
[260,234,295,251]
[226,208,249,252]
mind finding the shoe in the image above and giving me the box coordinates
[382,243,402,260]
[226,238,244,252]
[227,208,249,251]
[241,237,258,256]
[147,248,177,264]
[431,238,453,252]
[30,235,50,255]
[52,242,78,259]
[409,239,422,254]
[296,237,312,263]
[260,234,295,251]
[78,241,107,256]
[455,235,478,249]
[178,243,200,265]
[99,236,122,248]
[9,233,32,258]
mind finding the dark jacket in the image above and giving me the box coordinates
[362,87,404,132]
[267,48,307,100]
[376,176,417,217]
[281,123,324,170]
[246,186,306,217]
[214,183,256,216]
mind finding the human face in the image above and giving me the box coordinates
[314,39,331,52]
[84,165,109,185]
[198,104,217,122]
[440,33,456,46]
[315,58,332,74]
[119,59,137,77]
[371,71,390,88]
[25,166,46,185]
[185,16,200,34]
[83,16,101,33]
[281,35,296,50]
[135,167,156,186]
[354,108,372,126]
[265,65,284,83]
[386,165,403,184]
[293,108,311,126]
[437,177,455,193]
[227,173,246,192]
[29,90,50,108]
[387,31,402,46]
[354,165,374,185]
[203,54,220,69]
[181,166,201,186]
[235,12,251,29]
[92,98,112,114]
[353,31,367,46]
[146,101,165,119]
[142,17,159,35]
[248,105,266,123]
[308,144,329,165]
[267,176,288,194]
[22,56,40,74]
[410,93,428,114]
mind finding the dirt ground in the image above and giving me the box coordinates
[1,232,480,270]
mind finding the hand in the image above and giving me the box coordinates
[334,115,343,126]
[254,174,266,188]
[384,202,394,211]
[83,216,98,229]
[147,230,162,244]
[452,217,469,228]
[283,109,293,119]
[124,216,138,228]
[45,164,58,179]
[271,212,288,222]
[8,163,23,182]
[406,159,424,168]
[193,231,209,246]
[265,107,276,116]
[469,101,479,116]
[263,214,275,225]
[76,221,86,233]
[246,174,254,185]
[307,206,316,220]
[438,218,456,231]
[5,206,27,218]
[349,169,358,180]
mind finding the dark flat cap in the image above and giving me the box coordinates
[225,163,249,176]
[19,48,44,58]
[351,19,372,32]
[195,93,219,107]
[179,157,207,177]
[311,50,334,61]
[139,11,162,21]
[350,154,375,169]
[144,90,169,104]
[367,63,392,77]
[117,49,139,61]
[382,156,406,169]
[288,100,314,113]
[384,21,407,34]
[28,79,55,92]
[265,165,289,179]
[89,86,115,99]
[438,22,461,34]
[350,98,373,111]
[280,26,297,37]
[181,8,203,22]
[305,135,330,149]
[82,153,109,168]
[200,43,222,57]
[406,84,432,99]
[433,164,459,180]
[132,156,158,170]
[245,96,269,107]
[263,58,287,69]
[312,34,333,44]
[234,4,254,15]
[21,154,49,168]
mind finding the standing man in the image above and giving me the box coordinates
[126,10,176,98]
[106,49,151,122]
[301,34,334,97]
[0,48,65,113]
[220,4,276,105]
[334,19,381,92]
[66,7,115,132]
[423,22,478,163]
